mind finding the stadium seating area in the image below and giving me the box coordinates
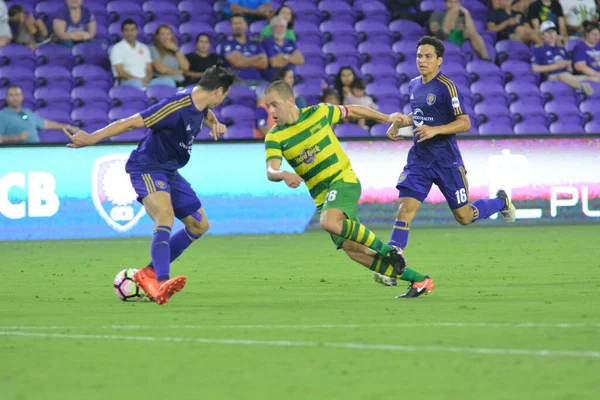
[0,0,598,143]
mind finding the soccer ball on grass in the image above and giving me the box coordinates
[113,268,145,301]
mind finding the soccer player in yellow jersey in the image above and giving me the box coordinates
[264,80,435,298]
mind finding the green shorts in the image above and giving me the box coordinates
[317,179,362,249]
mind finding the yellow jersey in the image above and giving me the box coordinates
[265,103,358,207]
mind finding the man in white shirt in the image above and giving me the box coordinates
[110,19,160,89]
[560,0,598,36]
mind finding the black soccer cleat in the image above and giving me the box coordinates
[395,276,435,299]
[385,248,407,277]
[495,189,516,223]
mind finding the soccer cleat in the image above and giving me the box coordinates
[385,247,407,277]
[373,272,397,286]
[395,276,435,299]
[496,189,516,223]
[154,276,187,305]
[133,266,159,301]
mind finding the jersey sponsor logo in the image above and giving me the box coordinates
[186,124,191,131]
[225,44,231,52]
[426,93,436,106]
[410,94,415,99]
[295,145,321,165]
[451,97,460,109]
[91,154,146,233]
[310,122,323,134]
[412,108,434,126]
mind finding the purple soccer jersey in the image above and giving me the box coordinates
[397,73,470,209]
[216,36,266,81]
[572,40,600,73]
[263,38,297,80]
[531,44,569,75]
[55,5,95,33]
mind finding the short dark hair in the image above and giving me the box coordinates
[8,4,24,17]
[350,78,366,90]
[265,80,295,100]
[583,21,600,34]
[198,66,236,91]
[320,88,340,102]
[5,85,22,98]
[271,66,292,82]
[195,33,211,44]
[121,18,137,31]
[416,36,445,58]
[230,14,247,23]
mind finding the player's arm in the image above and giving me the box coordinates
[386,113,413,141]
[63,114,144,148]
[346,105,409,125]
[414,114,470,143]
[203,109,227,141]
[266,159,303,188]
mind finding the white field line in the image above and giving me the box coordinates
[1,322,600,330]
[1,331,599,359]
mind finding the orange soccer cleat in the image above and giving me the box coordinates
[133,266,159,301]
[154,276,187,305]
[395,276,435,299]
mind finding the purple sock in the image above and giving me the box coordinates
[148,227,201,269]
[388,220,410,250]
[471,198,506,222]
[151,225,171,282]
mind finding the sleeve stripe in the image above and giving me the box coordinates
[266,155,282,161]
[144,97,192,127]
[437,75,463,116]
[338,105,349,119]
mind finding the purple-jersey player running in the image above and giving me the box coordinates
[380,36,517,297]
[63,66,237,305]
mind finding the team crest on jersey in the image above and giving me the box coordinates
[426,93,436,106]
[398,173,407,183]
[156,180,167,189]
[92,154,146,233]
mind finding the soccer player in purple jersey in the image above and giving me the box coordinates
[382,36,517,297]
[63,66,236,305]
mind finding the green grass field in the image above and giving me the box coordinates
[1,225,599,400]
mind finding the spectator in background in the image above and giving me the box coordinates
[334,66,356,104]
[573,21,600,77]
[528,0,568,41]
[513,0,537,14]
[0,0,12,47]
[272,66,307,108]
[110,19,160,89]
[8,5,49,47]
[53,0,96,48]
[254,89,275,139]
[343,78,377,128]
[0,86,74,144]
[320,88,344,128]
[388,0,432,26]
[429,0,491,60]
[560,0,597,36]
[224,0,273,22]
[263,15,304,81]
[183,33,220,87]
[532,20,596,94]
[260,5,296,40]
[216,15,268,86]
[150,25,189,87]
[488,0,542,44]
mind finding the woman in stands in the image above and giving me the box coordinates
[150,25,190,88]
[272,66,307,107]
[334,66,357,104]
[183,33,219,87]
[53,0,96,48]
[573,22,600,81]
[260,5,296,41]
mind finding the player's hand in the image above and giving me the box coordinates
[63,126,97,148]
[386,122,403,141]
[413,124,439,143]
[209,120,227,141]
[282,171,304,189]
[387,112,411,126]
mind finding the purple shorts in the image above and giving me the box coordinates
[129,171,201,219]
[396,162,470,209]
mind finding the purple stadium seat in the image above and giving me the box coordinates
[109,86,147,109]
[478,122,514,135]
[357,40,395,64]
[146,85,177,104]
[377,99,403,114]
[319,21,358,46]
[388,20,426,42]
[579,100,600,121]
[495,40,532,63]
[441,63,471,87]
[481,31,497,47]
[72,65,113,90]
[335,123,369,137]
[466,60,504,86]
[214,20,232,40]
[220,104,255,125]
[35,44,74,69]
[442,41,466,65]
[34,87,71,112]
[509,100,547,123]
[143,1,181,27]
[474,102,513,126]
[514,121,549,134]
[71,86,111,112]
[581,81,600,99]
[539,80,577,102]
[180,42,196,55]
[501,60,540,85]
[94,24,112,48]
[38,130,70,144]
[35,107,71,127]
[565,39,582,53]
[223,123,254,140]
[470,82,508,105]
[354,1,391,25]
[505,81,544,105]
[361,62,396,81]
[179,22,214,43]
[370,123,390,137]
[550,120,584,134]
[72,42,110,70]
[34,65,73,91]
[108,106,147,141]
[366,82,400,101]
[178,1,216,24]
[0,67,35,93]
[322,42,361,65]
[420,0,445,12]
[318,1,356,25]
[584,120,600,133]
[295,21,324,45]
[294,82,322,105]
[71,108,109,132]
[84,1,110,26]
[296,64,325,81]
[224,84,257,109]
[0,44,36,69]
[299,41,326,63]
[35,1,63,22]
[402,103,412,114]
[249,20,268,35]
[106,1,143,23]
[545,100,582,123]
[392,40,417,63]
[462,40,496,63]
[285,1,321,26]
[462,0,488,20]
[354,21,393,45]
[395,62,419,82]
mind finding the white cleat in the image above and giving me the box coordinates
[496,189,516,223]
[373,272,397,286]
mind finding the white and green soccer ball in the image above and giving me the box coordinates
[113,268,145,301]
